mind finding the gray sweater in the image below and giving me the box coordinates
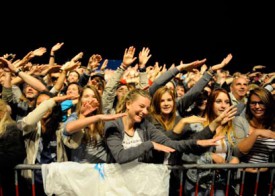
[104,117,214,164]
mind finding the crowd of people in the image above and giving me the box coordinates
[0,43,274,196]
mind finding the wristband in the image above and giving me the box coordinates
[208,67,215,75]
[15,68,22,76]
[50,55,55,58]
[120,63,127,70]
[139,67,146,72]
[118,65,126,71]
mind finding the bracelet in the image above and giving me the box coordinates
[139,67,146,72]
[50,55,55,58]
[118,65,126,71]
[15,68,22,76]
[208,67,215,75]
[120,63,127,70]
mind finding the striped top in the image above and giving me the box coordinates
[243,137,275,163]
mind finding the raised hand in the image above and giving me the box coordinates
[71,52,84,62]
[138,47,152,69]
[177,58,207,72]
[80,98,100,117]
[100,59,108,71]
[122,46,137,67]
[30,47,47,58]
[216,105,237,125]
[0,57,16,72]
[252,65,266,71]
[88,54,102,71]
[51,42,64,53]
[211,53,233,71]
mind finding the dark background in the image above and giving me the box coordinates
[1,2,274,73]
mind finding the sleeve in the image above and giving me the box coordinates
[232,116,250,157]
[148,67,179,96]
[136,72,149,89]
[17,98,56,135]
[61,100,73,112]
[189,126,215,140]
[62,113,84,149]
[105,122,154,164]
[102,68,124,114]
[176,72,212,117]
[145,120,199,153]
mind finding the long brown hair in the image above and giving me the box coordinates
[204,88,235,146]
[246,87,275,130]
[150,86,177,131]
[76,85,104,144]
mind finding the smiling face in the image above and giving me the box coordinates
[230,76,248,100]
[126,95,151,123]
[160,92,174,115]
[249,94,265,119]
[213,92,231,117]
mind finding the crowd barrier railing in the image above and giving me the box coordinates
[1,163,274,196]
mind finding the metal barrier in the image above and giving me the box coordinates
[1,163,274,196]
[169,163,275,196]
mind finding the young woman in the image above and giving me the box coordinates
[17,91,73,195]
[62,85,125,163]
[0,99,26,196]
[233,87,275,196]
[182,88,239,196]
[60,82,82,122]
[149,86,237,195]
[104,88,226,164]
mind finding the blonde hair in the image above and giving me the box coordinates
[0,99,15,136]
[116,89,151,114]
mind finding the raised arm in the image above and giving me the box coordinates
[0,57,48,92]
[149,58,206,96]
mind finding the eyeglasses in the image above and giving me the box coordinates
[249,101,265,107]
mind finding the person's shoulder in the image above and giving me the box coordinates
[233,115,245,121]
[3,123,22,138]
[233,115,248,125]
[105,118,121,129]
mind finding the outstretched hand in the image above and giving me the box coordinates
[197,135,224,147]
[211,53,233,71]
[152,142,176,153]
[98,113,127,121]
[177,58,207,72]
